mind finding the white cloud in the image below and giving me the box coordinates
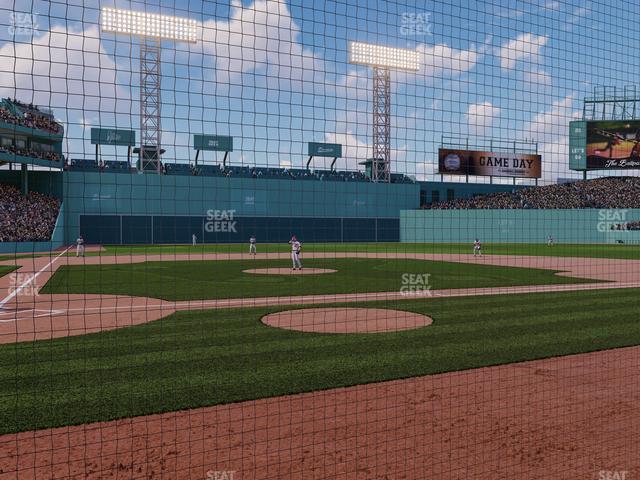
[498,33,548,70]
[334,69,371,103]
[465,101,500,135]
[417,43,480,77]
[200,0,323,87]
[569,6,590,21]
[321,131,408,172]
[322,131,370,171]
[524,95,582,182]
[526,94,579,143]
[0,25,126,113]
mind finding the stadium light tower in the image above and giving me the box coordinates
[349,42,420,182]
[101,8,197,173]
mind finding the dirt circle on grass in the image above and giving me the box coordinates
[243,268,337,275]
[261,307,433,334]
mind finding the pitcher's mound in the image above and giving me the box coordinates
[244,268,337,275]
[262,307,433,334]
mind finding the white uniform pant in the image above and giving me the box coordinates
[249,244,257,254]
[76,245,85,257]
[291,251,302,268]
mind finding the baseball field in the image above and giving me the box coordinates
[0,242,639,477]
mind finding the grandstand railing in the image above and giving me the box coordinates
[67,161,415,183]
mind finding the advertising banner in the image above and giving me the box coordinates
[308,142,342,157]
[90,128,135,146]
[438,148,541,178]
[585,120,640,169]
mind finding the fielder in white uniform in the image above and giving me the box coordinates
[473,238,482,257]
[249,235,257,255]
[289,235,302,270]
[76,235,85,257]
[192,233,197,246]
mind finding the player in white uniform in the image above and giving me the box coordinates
[547,235,554,247]
[473,238,482,257]
[76,235,85,257]
[249,235,257,255]
[289,235,302,270]
[192,233,197,246]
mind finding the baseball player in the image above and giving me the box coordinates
[547,235,554,247]
[192,233,197,246]
[473,238,482,257]
[249,235,257,255]
[76,234,85,257]
[289,235,302,270]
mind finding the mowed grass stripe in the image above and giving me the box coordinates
[1,288,640,433]
[96,242,640,260]
[39,258,597,301]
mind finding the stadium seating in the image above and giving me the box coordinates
[67,158,416,184]
[0,98,63,135]
[0,145,62,162]
[0,182,61,242]
[427,177,640,209]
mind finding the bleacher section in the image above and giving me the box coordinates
[426,177,640,210]
[69,161,415,184]
[0,182,61,242]
[67,159,132,173]
[0,98,64,167]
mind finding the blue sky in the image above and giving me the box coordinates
[1,0,640,182]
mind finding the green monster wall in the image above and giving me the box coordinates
[63,171,421,244]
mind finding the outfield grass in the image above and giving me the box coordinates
[39,258,597,301]
[0,265,18,279]
[1,288,640,434]
[93,242,640,260]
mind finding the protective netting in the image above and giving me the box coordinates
[0,0,639,478]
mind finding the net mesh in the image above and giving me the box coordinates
[0,0,639,478]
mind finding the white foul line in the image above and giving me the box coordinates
[0,247,70,308]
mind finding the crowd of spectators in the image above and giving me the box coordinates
[611,221,640,231]
[427,177,640,210]
[0,144,61,162]
[76,160,411,183]
[0,183,61,242]
[0,99,62,134]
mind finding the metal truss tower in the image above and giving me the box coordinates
[372,67,391,183]
[140,39,162,172]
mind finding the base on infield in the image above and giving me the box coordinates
[261,307,433,333]
[243,268,337,275]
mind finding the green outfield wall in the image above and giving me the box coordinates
[400,209,640,244]
[63,171,420,244]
